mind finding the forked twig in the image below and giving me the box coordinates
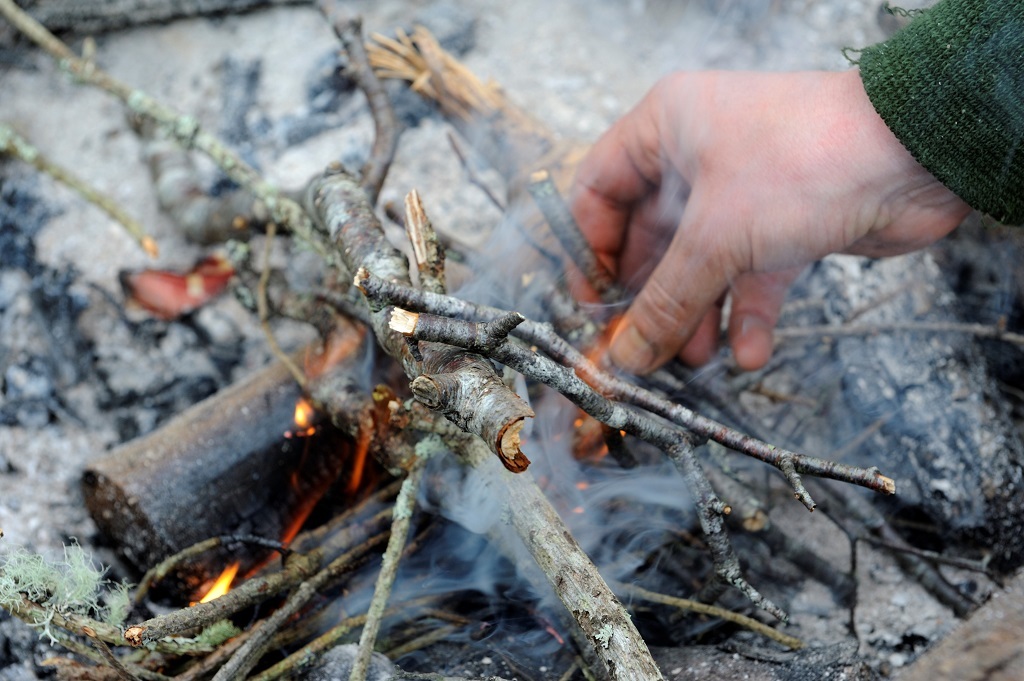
[357,270,897,505]
[318,2,399,205]
[0,0,323,255]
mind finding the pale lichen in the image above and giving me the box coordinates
[0,542,132,643]
[594,623,615,649]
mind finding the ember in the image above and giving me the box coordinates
[287,396,318,438]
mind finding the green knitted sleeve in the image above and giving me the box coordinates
[858,0,1024,224]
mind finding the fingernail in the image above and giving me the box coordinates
[739,315,768,338]
[610,323,656,374]
[735,316,772,371]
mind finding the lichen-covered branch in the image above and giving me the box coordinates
[0,0,323,254]
[0,121,157,256]
[348,456,426,681]
[131,116,264,244]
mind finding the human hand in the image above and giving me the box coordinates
[570,69,971,374]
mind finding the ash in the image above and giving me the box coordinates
[1,1,1021,680]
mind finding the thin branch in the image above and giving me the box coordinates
[7,597,215,656]
[124,511,393,646]
[775,319,1024,347]
[256,222,308,388]
[381,295,894,503]
[134,537,221,604]
[43,630,169,681]
[611,581,804,649]
[527,169,621,301]
[134,534,292,604]
[446,131,506,211]
[806,479,979,618]
[82,626,140,681]
[0,122,157,256]
[318,4,399,205]
[0,0,323,255]
[349,457,426,681]
[356,271,897,503]
[210,532,390,681]
[859,535,993,574]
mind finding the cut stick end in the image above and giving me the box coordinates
[124,625,146,647]
[141,236,159,258]
[389,308,419,335]
[497,418,531,473]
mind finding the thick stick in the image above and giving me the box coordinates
[412,409,665,681]
[307,167,534,472]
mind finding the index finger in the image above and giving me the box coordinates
[570,89,669,258]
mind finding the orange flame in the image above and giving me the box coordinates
[286,397,317,438]
[346,426,371,494]
[197,562,240,604]
[585,314,624,366]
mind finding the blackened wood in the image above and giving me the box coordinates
[82,359,350,591]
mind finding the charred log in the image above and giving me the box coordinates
[81,358,351,593]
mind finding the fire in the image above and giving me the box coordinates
[585,313,624,366]
[197,562,240,604]
[346,427,371,494]
[286,397,317,438]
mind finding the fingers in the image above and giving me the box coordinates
[608,200,733,374]
[570,82,673,257]
[608,204,801,374]
[726,268,802,371]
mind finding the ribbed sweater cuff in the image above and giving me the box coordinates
[858,0,1024,224]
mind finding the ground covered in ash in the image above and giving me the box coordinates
[3,1,1023,680]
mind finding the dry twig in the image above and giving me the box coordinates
[348,457,427,681]
[318,3,399,205]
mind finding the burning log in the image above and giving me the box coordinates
[82,356,352,593]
